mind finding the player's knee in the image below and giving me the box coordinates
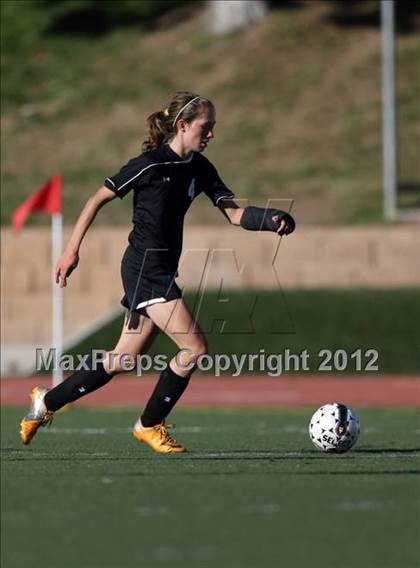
[190,341,208,368]
[192,337,208,359]
[104,350,139,374]
[178,338,207,368]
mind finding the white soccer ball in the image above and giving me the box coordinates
[309,403,360,453]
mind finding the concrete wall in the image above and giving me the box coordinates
[1,225,419,373]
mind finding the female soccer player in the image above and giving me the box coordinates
[20,91,295,453]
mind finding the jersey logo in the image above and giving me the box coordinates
[187,179,195,200]
[163,176,171,182]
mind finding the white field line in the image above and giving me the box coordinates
[42,425,309,435]
[337,501,382,511]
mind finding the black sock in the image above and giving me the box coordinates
[141,365,190,427]
[44,358,112,412]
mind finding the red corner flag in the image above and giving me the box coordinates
[12,175,62,232]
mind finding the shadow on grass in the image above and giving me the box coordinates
[353,448,420,454]
[112,470,420,476]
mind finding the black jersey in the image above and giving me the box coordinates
[104,144,234,279]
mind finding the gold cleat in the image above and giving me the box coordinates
[132,421,187,454]
[19,386,54,445]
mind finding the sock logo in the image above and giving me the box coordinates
[78,387,86,393]
[164,396,171,402]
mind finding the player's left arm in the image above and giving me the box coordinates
[217,199,296,236]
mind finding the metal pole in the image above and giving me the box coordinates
[381,0,397,221]
[52,213,63,387]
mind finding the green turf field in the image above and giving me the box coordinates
[1,407,419,568]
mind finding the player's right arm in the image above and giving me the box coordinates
[55,186,116,288]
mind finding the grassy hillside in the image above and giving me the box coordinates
[2,1,419,226]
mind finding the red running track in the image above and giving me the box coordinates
[1,375,419,407]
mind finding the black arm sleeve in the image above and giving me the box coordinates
[240,206,296,233]
[201,159,235,206]
[104,155,149,199]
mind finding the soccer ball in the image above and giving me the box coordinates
[309,403,360,453]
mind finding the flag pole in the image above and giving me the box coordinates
[52,213,63,387]
[11,174,63,384]
[381,0,397,221]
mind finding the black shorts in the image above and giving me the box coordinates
[120,247,182,317]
